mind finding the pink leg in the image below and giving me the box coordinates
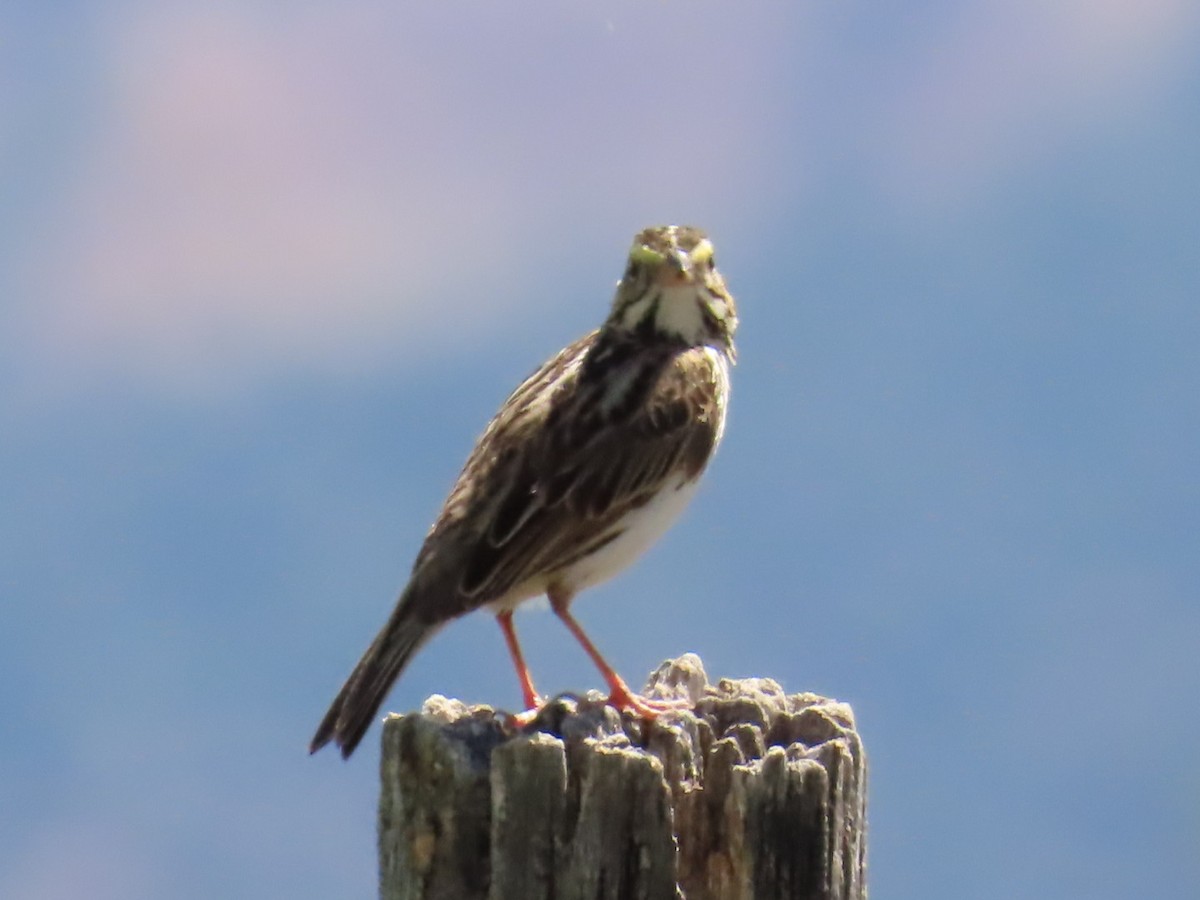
[496,610,541,711]
[549,588,687,718]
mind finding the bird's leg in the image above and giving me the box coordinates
[548,588,689,718]
[496,610,541,711]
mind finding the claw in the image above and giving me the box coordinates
[504,706,544,729]
[605,677,691,718]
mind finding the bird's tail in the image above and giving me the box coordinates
[310,594,440,759]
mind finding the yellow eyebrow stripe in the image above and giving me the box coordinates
[629,244,665,266]
[688,239,714,264]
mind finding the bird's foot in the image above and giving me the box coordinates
[604,679,692,719]
[504,709,537,728]
[502,694,546,729]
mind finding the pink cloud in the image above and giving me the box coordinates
[26,8,517,392]
[16,4,790,396]
[12,1,1197,395]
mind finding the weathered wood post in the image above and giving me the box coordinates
[378,654,867,899]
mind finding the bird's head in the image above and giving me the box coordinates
[607,225,738,359]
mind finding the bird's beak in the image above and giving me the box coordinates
[660,249,694,285]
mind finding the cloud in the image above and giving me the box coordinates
[10,3,789,396]
[7,1,1197,396]
[20,7,516,393]
[868,0,1199,206]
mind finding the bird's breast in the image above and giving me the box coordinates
[553,472,702,598]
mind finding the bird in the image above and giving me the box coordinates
[310,225,738,758]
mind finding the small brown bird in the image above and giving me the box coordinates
[310,225,738,758]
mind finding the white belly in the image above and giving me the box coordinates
[556,473,701,596]
[484,344,729,612]
[482,474,702,614]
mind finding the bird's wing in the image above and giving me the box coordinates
[419,342,726,614]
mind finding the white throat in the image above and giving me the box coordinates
[620,284,708,344]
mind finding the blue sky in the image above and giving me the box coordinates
[3,2,1198,897]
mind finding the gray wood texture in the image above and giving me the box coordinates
[379,655,867,900]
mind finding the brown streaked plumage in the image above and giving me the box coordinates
[311,225,737,758]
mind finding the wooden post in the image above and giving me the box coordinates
[378,654,867,899]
